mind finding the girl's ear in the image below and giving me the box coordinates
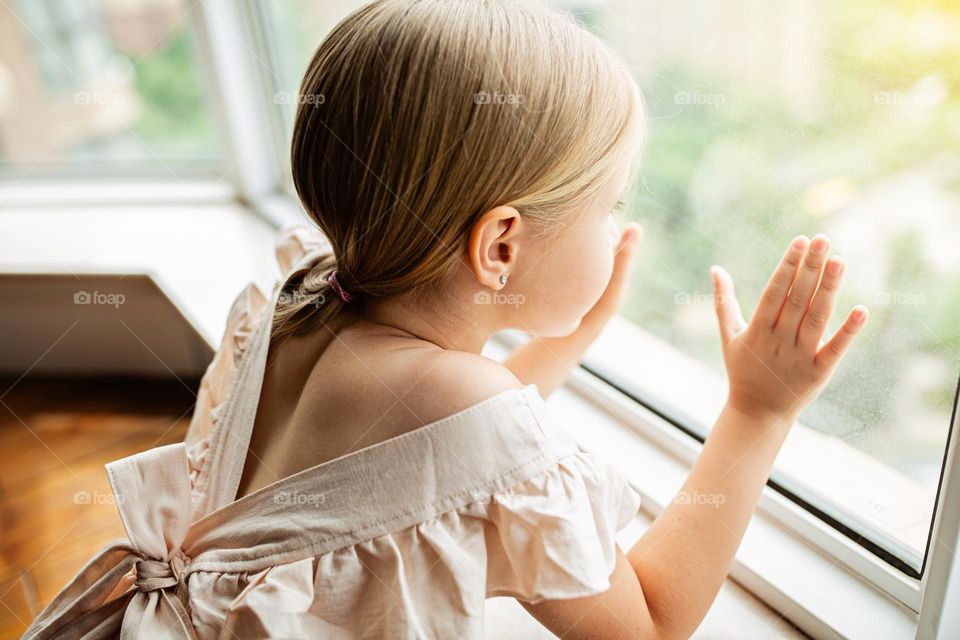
[467,205,523,290]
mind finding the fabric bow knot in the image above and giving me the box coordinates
[23,443,200,639]
[135,548,190,593]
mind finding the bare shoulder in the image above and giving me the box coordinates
[432,350,524,401]
[399,349,525,427]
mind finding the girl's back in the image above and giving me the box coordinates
[236,310,520,499]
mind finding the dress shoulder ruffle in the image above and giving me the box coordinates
[192,450,642,638]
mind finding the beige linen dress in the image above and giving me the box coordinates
[24,226,642,639]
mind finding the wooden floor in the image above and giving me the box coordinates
[0,377,197,639]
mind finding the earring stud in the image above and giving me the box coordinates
[499,274,508,286]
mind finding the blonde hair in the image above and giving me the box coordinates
[274,0,644,339]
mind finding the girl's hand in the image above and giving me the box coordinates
[711,234,869,422]
[581,221,643,328]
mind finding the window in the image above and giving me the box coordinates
[552,0,960,577]
[248,0,958,579]
[0,0,220,174]
[253,0,368,148]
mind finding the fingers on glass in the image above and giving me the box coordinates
[816,305,868,369]
[798,255,844,350]
[713,266,746,344]
[775,234,830,336]
[754,235,808,329]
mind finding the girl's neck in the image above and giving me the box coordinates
[361,295,497,355]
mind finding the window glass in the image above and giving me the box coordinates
[558,0,959,572]
[255,1,368,143]
[0,0,219,173]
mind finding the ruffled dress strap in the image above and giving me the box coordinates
[189,224,332,520]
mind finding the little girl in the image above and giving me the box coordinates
[25,1,868,638]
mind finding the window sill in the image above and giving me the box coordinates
[0,178,234,208]
[0,185,277,348]
[486,329,920,639]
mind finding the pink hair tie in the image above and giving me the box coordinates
[327,271,354,302]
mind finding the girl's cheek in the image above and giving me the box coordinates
[596,225,617,288]
[607,215,621,249]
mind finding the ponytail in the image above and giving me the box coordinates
[272,251,358,338]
